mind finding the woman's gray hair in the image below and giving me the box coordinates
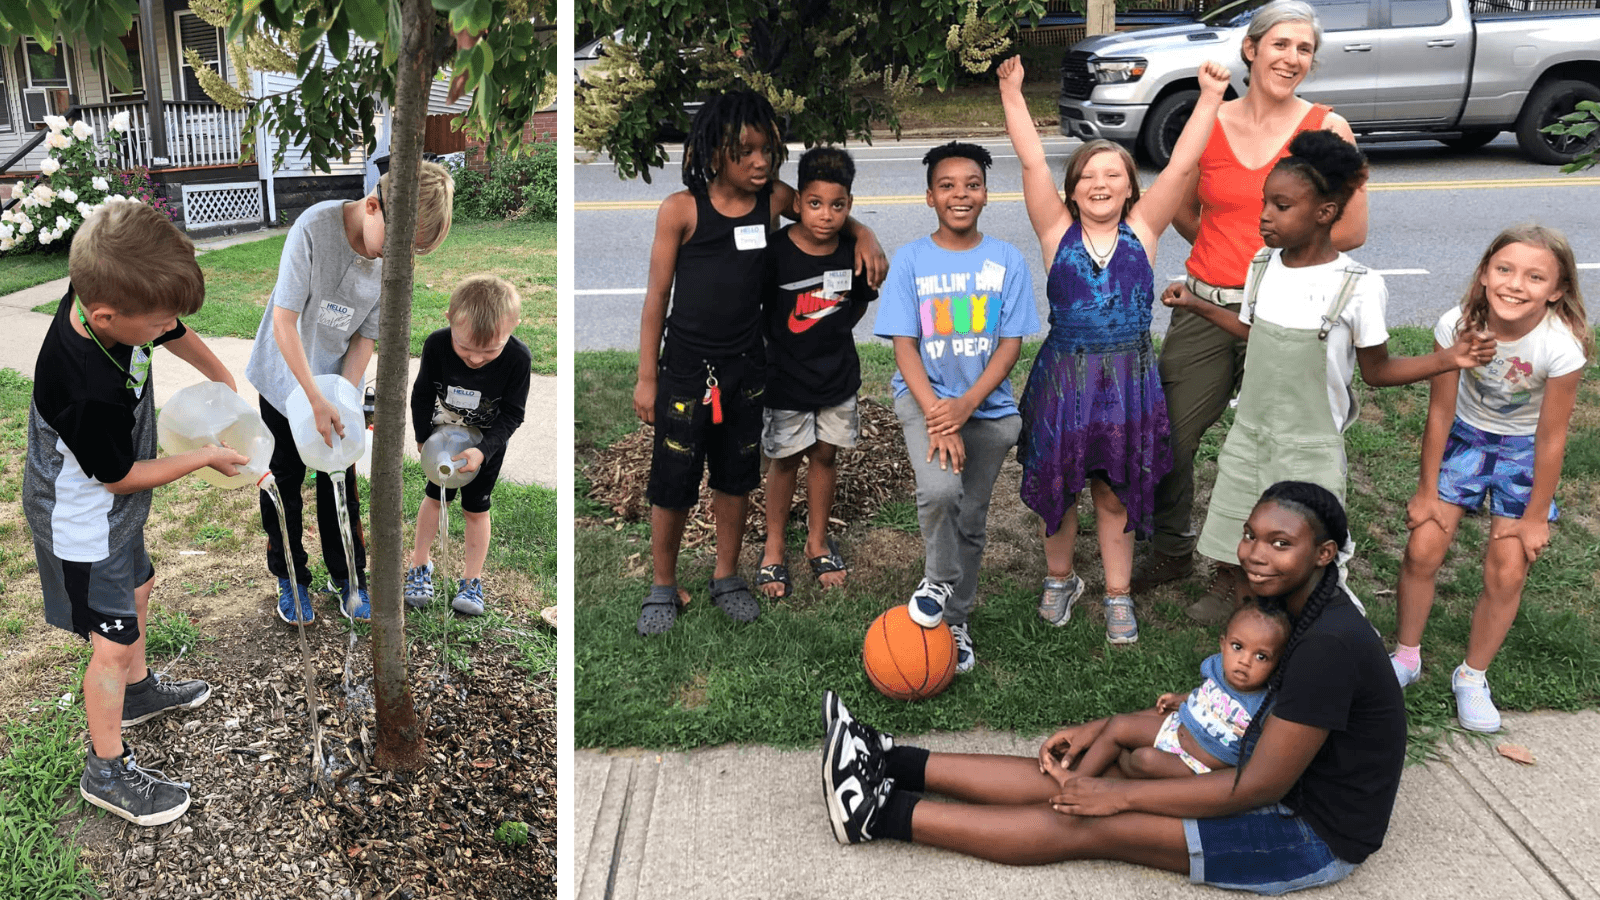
[1241,0,1323,69]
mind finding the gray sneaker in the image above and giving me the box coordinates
[80,747,191,827]
[122,671,211,727]
[404,562,435,608]
[453,578,486,616]
[1038,573,1085,626]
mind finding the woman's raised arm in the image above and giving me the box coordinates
[998,56,1073,260]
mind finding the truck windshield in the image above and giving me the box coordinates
[1198,0,1275,26]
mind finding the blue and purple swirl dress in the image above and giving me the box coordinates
[1018,222,1172,537]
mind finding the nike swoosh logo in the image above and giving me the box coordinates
[789,304,842,333]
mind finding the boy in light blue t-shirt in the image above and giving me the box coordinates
[873,141,1041,675]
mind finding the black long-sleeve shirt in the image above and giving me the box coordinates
[409,328,532,462]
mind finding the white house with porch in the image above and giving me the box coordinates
[1,0,468,236]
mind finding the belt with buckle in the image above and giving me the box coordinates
[1184,276,1245,307]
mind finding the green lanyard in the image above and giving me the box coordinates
[77,299,153,392]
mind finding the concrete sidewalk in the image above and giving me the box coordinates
[575,711,1600,899]
[0,231,556,488]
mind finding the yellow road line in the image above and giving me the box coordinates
[575,176,1600,210]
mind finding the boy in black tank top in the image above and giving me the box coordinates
[632,90,888,636]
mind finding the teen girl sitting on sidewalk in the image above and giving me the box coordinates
[822,482,1405,894]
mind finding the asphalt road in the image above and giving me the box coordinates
[574,132,1600,351]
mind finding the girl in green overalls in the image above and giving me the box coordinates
[1161,131,1496,597]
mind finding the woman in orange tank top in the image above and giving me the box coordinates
[1136,0,1370,622]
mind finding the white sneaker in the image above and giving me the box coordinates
[1390,654,1421,688]
[907,578,953,629]
[950,623,975,674]
[1452,665,1501,733]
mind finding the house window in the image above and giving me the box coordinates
[175,11,225,102]
[0,59,12,132]
[20,38,73,127]
[103,24,145,101]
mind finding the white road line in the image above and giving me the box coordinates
[1373,269,1430,276]
[1579,263,1600,270]
[574,288,647,295]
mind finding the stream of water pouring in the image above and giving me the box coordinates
[261,475,326,784]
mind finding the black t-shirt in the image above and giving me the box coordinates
[1271,596,1408,864]
[410,328,533,462]
[664,185,772,360]
[761,227,877,411]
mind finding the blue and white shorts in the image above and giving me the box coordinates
[1183,804,1359,895]
[1437,418,1557,522]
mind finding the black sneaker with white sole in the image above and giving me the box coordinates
[122,671,211,727]
[820,690,894,770]
[822,719,893,844]
[80,747,191,827]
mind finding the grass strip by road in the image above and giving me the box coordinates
[26,220,557,376]
[574,329,1600,755]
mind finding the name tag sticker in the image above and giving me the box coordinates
[446,385,481,410]
[733,225,767,251]
[978,259,1007,292]
[823,269,853,294]
[316,299,354,331]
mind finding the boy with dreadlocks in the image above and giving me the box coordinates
[632,90,887,636]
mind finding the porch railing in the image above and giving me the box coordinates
[77,100,253,170]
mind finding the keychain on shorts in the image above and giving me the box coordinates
[702,366,723,424]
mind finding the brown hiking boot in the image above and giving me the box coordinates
[1186,564,1239,625]
[1131,551,1194,593]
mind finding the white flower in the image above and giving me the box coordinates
[59,188,78,205]
[38,229,56,245]
[0,224,11,240]
[72,120,94,141]
[32,184,56,204]
[110,111,131,133]
[92,176,109,191]
[10,182,25,199]
[77,201,94,218]
[0,237,14,252]
[40,157,60,176]
[17,216,34,234]
[21,195,37,210]
[43,114,68,134]
[55,215,71,230]
[46,132,71,150]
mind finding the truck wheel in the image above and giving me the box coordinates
[1438,129,1499,151]
[1141,89,1199,168]
[1515,78,1600,166]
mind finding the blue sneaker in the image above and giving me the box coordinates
[404,563,435,608]
[335,580,371,623]
[453,578,486,616]
[906,578,953,629]
[276,579,313,625]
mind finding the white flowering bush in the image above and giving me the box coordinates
[0,111,175,256]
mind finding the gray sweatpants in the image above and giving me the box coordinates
[895,393,1021,626]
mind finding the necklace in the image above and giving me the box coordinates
[1082,226,1117,272]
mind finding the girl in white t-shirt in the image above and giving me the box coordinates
[1390,224,1590,733]
[1167,131,1495,593]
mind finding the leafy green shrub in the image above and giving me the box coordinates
[452,141,557,221]
[494,820,530,847]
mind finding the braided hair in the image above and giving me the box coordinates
[1232,481,1350,792]
[1272,130,1367,225]
[681,90,787,196]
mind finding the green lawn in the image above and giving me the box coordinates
[0,252,69,296]
[574,330,1600,755]
[28,220,558,375]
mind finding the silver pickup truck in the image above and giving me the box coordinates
[1058,0,1600,165]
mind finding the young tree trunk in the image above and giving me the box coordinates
[369,0,436,771]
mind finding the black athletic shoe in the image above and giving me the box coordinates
[821,691,894,767]
[122,671,211,727]
[79,747,191,827]
[822,719,893,845]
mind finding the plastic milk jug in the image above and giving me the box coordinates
[421,424,483,489]
[284,374,366,472]
[156,381,274,489]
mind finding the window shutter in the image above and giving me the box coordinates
[177,13,223,101]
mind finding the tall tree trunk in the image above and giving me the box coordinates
[369,0,435,771]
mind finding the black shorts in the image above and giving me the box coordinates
[37,533,154,646]
[646,352,765,510]
[423,446,505,513]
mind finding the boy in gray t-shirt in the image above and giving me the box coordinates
[245,161,454,625]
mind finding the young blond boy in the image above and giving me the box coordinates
[25,199,249,825]
[405,275,531,615]
[245,161,454,625]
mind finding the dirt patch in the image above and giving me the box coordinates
[62,612,555,900]
[584,398,915,548]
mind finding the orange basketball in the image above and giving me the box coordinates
[862,606,957,701]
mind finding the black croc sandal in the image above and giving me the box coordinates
[755,563,792,599]
[636,584,686,636]
[708,575,762,623]
[808,536,847,586]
